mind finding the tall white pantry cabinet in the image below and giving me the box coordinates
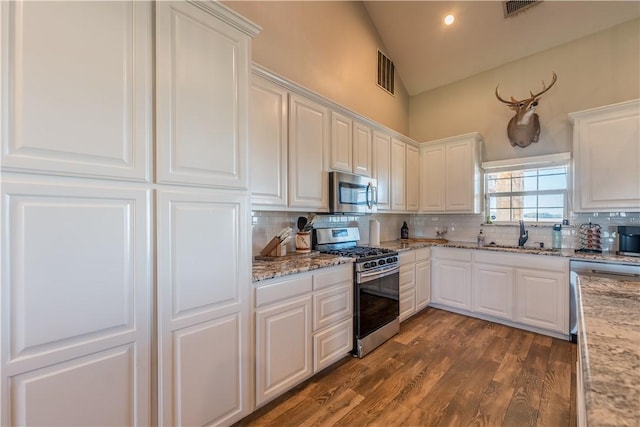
[1,1,259,426]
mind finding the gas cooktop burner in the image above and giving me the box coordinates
[324,246,396,259]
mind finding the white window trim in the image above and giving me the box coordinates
[483,153,571,224]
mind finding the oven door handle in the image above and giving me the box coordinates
[358,265,399,284]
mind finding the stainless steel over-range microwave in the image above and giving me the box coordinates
[329,171,377,214]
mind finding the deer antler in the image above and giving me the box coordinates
[495,85,518,106]
[529,72,557,99]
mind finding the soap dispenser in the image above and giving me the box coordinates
[477,229,485,247]
[401,221,409,240]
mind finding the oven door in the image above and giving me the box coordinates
[329,171,377,214]
[355,267,399,339]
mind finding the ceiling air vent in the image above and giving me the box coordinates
[377,50,395,95]
[503,0,541,18]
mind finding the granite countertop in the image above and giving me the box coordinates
[377,239,640,265]
[577,274,640,426]
[252,253,354,282]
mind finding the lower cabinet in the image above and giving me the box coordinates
[432,248,472,311]
[432,248,569,337]
[399,251,417,322]
[472,263,513,320]
[415,248,431,311]
[254,264,352,407]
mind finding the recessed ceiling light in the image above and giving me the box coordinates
[444,14,455,25]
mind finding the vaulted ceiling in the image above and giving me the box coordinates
[363,1,640,96]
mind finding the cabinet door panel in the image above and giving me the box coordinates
[473,264,513,320]
[313,283,352,332]
[353,122,372,177]
[433,261,471,310]
[373,131,391,210]
[391,138,406,211]
[415,260,431,310]
[256,296,312,406]
[289,94,329,209]
[515,269,567,333]
[2,180,150,426]
[330,112,352,172]
[156,1,250,188]
[406,144,419,212]
[445,140,474,211]
[420,144,445,212]
[1,1,152,181]
[250,76,288,207]
[172,314,243,426]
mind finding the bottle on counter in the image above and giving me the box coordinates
[401,221,409,240]
[477,229,485,247]
[552,224,562,249]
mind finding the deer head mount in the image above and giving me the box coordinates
[495,72,557,148]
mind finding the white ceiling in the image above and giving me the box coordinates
[363,1,640,96]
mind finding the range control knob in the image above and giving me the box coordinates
[378,259,385,265]
[363,262,372,269]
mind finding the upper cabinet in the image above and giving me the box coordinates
[156,1,256,189]
[570,99,640,212]
[373,131,392,211]
[250,75,288,208]
[353,121,373,177]
[289,94,330,211]
[391,137,406,211]
[1,1,152,181]
[406,144,419,212]
[330,112,353,173]
[420,132,482,214]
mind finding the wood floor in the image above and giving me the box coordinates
[235,307,577,427]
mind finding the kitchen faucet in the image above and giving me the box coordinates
[518,220,528,247]
[435,226,448,240]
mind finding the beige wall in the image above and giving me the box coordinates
[409,19,640,162]
[224,1,410,134]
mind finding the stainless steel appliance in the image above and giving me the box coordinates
[329,171,377,214]
[569,260,640,342]
[618,226,640,257]
[314,227,399,357]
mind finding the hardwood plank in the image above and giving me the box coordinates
[468,380,515,427]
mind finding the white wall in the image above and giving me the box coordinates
[409,19,640,162]
[224,0,410,134]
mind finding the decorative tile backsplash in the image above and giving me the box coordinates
[252,210,640,256]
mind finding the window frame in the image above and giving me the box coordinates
[482,153,571,225]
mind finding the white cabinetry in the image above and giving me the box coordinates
[432,248,472,310]
[420,132,482,213]
[330,112,353,173]
[289,94,330,210]
[399,252,417,322]
[391,138,406,211]
[255,276,313,407]
[250,75,288,208]
[472,263,513,320]
[255,264,352,407]
[432,248,569,337]
[515,268,567,333]
[373,131,392,211]
[570,99,640,212]
[415,248,431,311]
[406,144,420,212]
[156,1,253,190]
[1,1,152,182]
[353,122,373,177]
[1,2,154,425]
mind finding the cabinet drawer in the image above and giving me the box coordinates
[399,264,416,288]
[313,264,352,291]
[313,318,352,372]
[399,251,415,265]
[433,247,472,262]
[313,282,353,331]
[255,275,313,307]
[415,247,430,262]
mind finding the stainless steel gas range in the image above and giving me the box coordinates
[314,227,399,358]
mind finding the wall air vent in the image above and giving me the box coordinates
[377,50,395,95]
[503,0,541,18]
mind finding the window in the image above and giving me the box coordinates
[483,154,570,223]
